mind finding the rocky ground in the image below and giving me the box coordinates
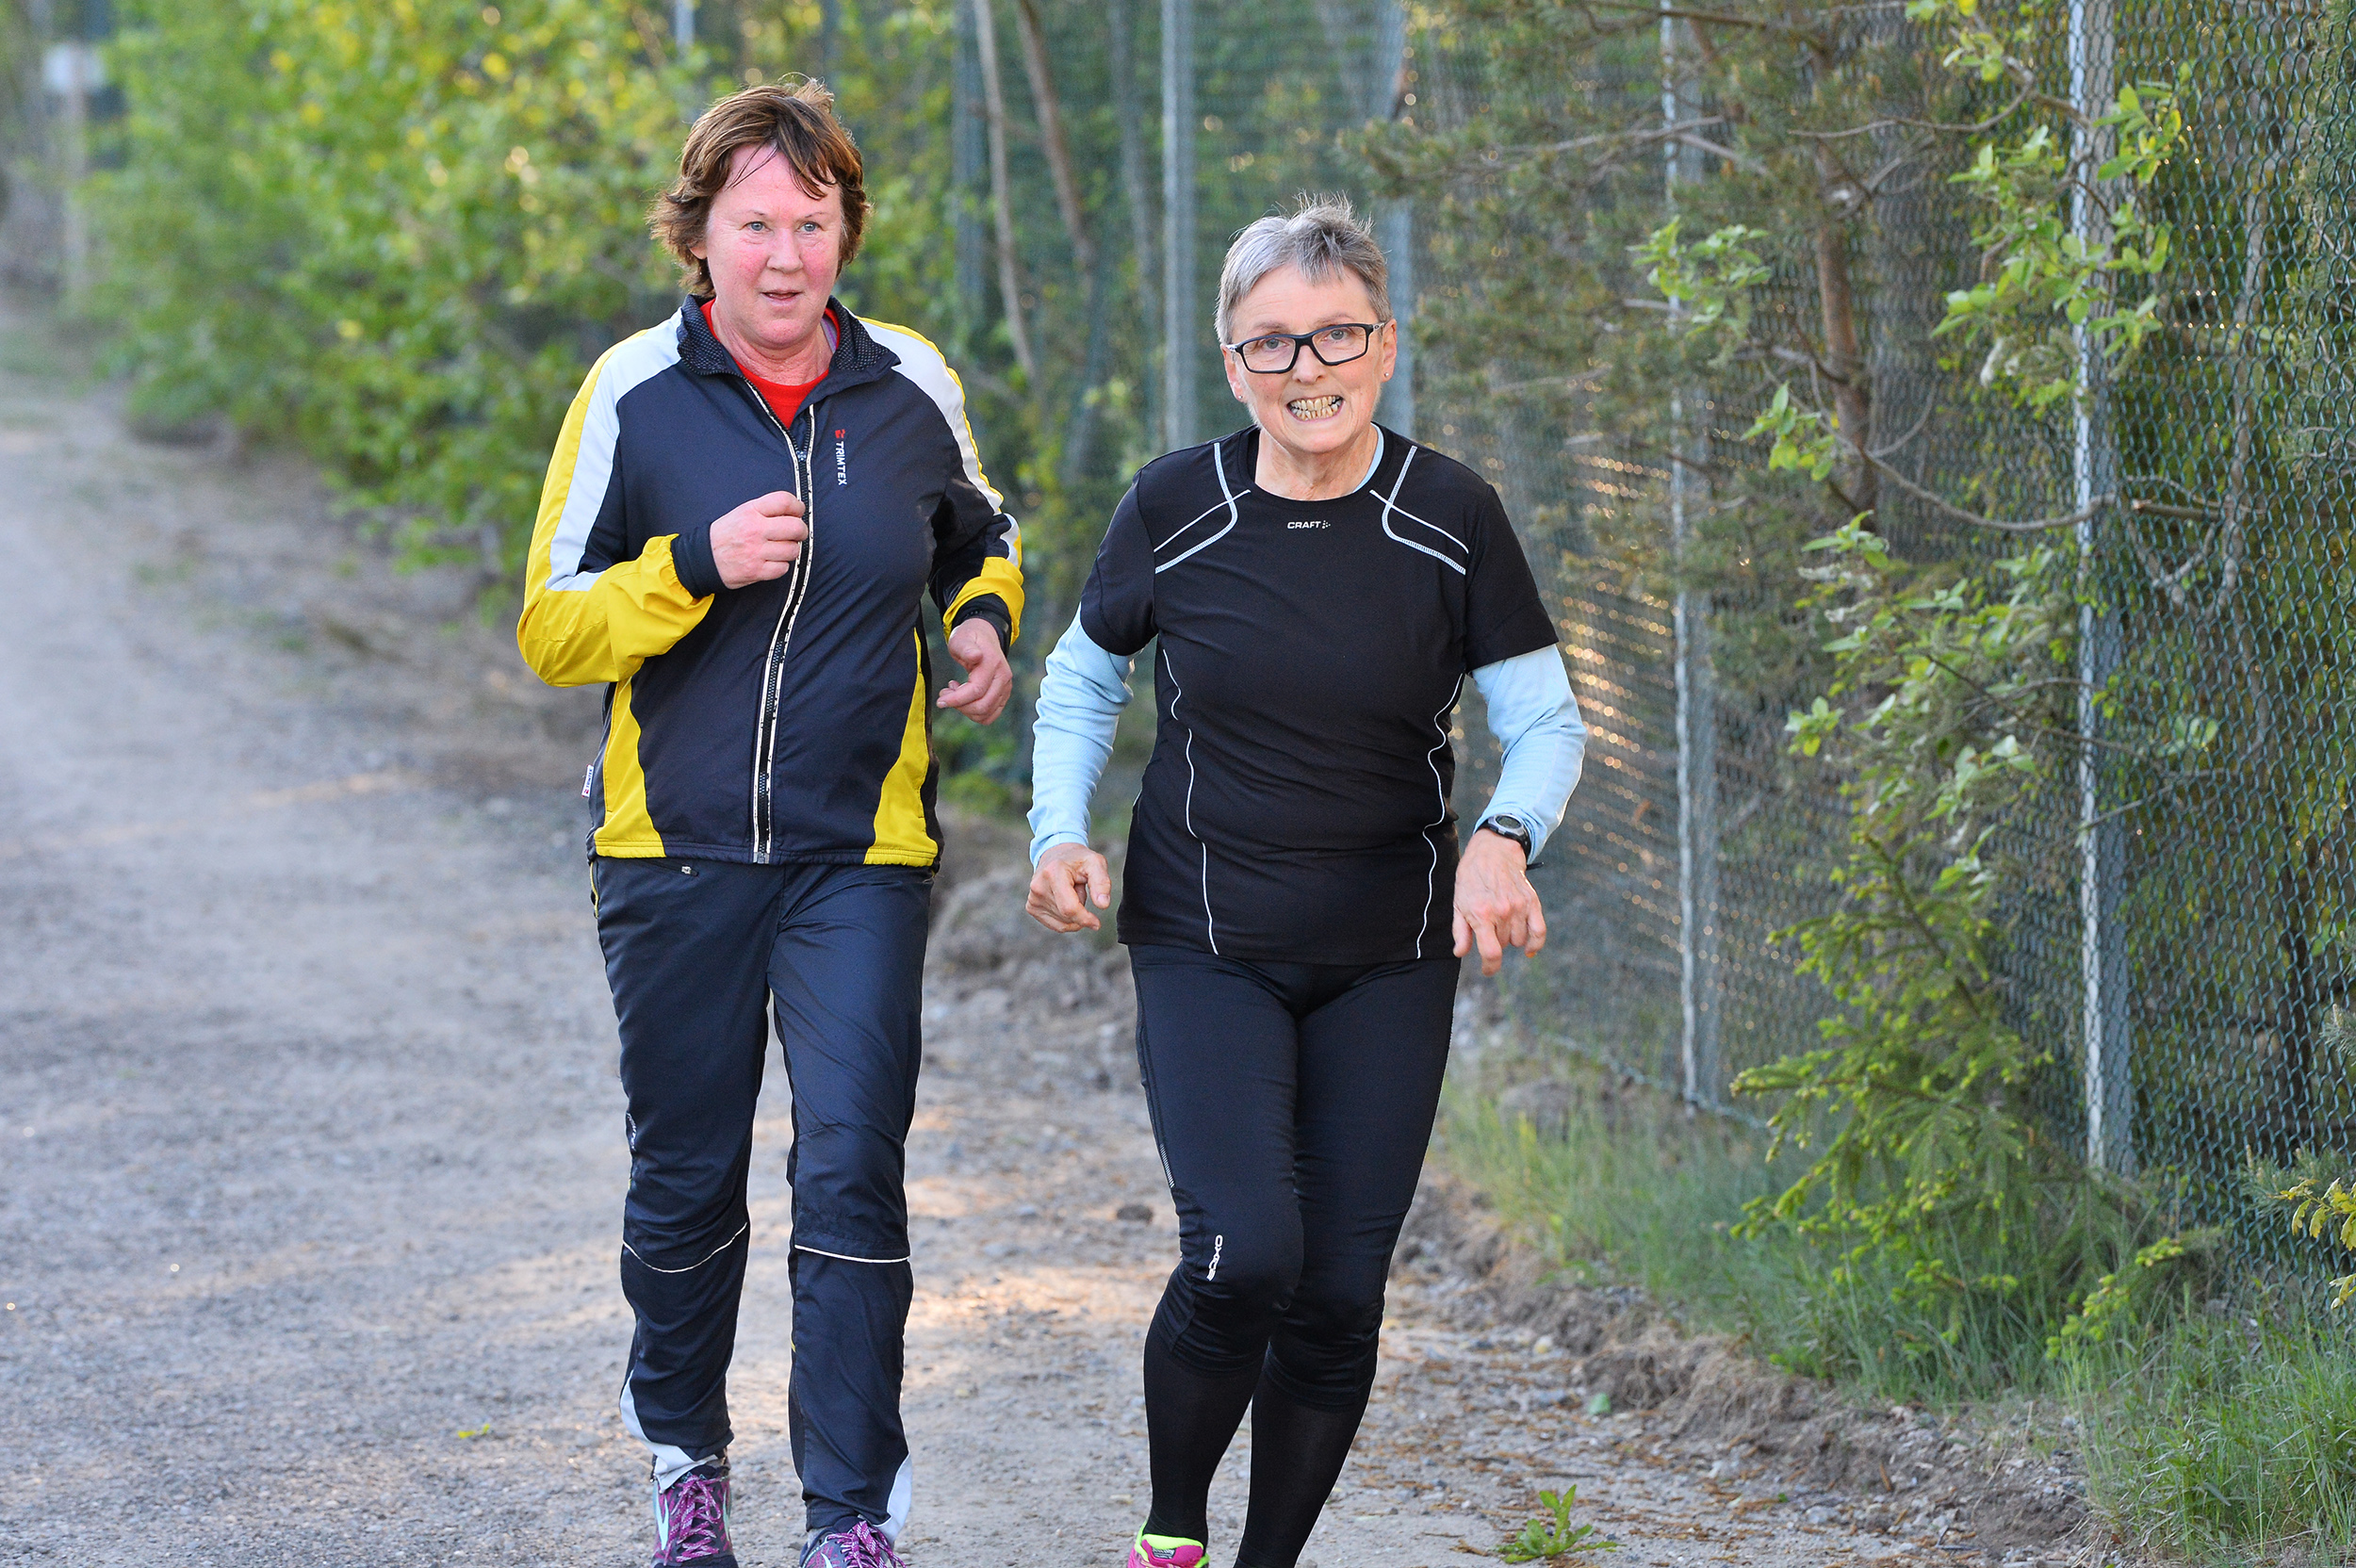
[0,295,2123,1568]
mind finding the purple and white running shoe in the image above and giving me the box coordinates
[802,1519,905,1568]
[649,1464,737,1567]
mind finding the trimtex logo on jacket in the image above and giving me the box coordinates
[516,300,1023,868]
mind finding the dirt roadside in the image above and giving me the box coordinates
[0,297,2099,1568]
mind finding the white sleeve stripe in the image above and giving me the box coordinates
[865,319,1008,517]
[545,321,683,589]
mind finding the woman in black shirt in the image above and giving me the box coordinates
[1025,199,1587,1568]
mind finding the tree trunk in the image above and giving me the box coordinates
[1013,0,1107,485]
[1061,243,1115,491]
[1013,0,1094,275]
[2269,837,2324,1158]
[1810,157,1874,518]
[1108,0,1159,437]
[969,0,1037,380]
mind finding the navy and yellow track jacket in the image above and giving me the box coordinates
[516,298,1023,867]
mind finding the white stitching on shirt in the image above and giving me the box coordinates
[1162,646,1219,955]
[1154,443,1247,573]
[1416,675,1464,956]
[1392,508,1470,551]
[1154,494,1251,552]
[1378,448,1469,574]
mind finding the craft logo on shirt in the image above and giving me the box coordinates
[1286,519,1328,531]
[833,428,848,486]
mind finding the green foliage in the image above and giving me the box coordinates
[1732,521,2090,1311]
[1633,219,1769,345]
[1497,1488,1614,1561]
[1934,80,2186,411]
[90,0,699,572]
[2268,1171,2356,1308]
[2046,1230,2217,1358]
[1905,0,2048,84]
[1746,384,1840,482]
[1442,1068,2116,1402]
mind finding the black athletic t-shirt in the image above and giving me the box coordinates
[1079,424,1559,964]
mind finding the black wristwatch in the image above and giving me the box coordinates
[1477,813,1533,858]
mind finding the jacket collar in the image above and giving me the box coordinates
[675,294,897,394]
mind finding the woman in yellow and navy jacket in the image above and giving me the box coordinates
[515,81,1019,1568]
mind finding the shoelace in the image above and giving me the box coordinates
[826,1520,904,1568]
[660,1473,728,1560]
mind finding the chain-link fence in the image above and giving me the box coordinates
[1365,2,2356,1282]
[1059,0,2353,1277]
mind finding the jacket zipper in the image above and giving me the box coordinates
[737,384,821,863]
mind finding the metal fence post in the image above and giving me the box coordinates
[953,0,987,342]
[1377,204,1415,437]
[1663,2,1721,1105]
[1160,0,1197,451]
[2070,0,2134,1175]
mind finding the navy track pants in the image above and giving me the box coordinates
[592,855,932,1543]
[1128,944,1458,1407]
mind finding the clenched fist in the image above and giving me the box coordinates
[711,490,809,589]
[1028,841,1111,933]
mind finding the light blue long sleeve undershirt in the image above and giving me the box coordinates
[1026,614,1589,867]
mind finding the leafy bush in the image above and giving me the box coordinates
[90,0,695,575]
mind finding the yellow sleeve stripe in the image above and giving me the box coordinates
[944,556,1027,645]
[517,321,711,690]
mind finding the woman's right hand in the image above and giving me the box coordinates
[710,490,808,589]
[1027,841,1112,934]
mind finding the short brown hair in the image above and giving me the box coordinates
[649,79,870,299]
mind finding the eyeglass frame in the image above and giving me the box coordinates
[1219,319,1393,375]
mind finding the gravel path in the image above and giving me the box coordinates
[0,299,2009,1568]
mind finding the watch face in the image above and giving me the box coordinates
[1484,816,1530,849]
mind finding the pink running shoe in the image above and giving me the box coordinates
[804,1519,906,1568]
[649,1465,737,1567]
[1128,1528,1206,1568]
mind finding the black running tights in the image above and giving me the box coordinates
[1127,944,1457,1568]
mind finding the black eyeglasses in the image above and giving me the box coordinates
[1222,321,1389,374]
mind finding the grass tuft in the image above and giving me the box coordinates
[1437,1060,2153,1406]
[2074,1300,2356,1567]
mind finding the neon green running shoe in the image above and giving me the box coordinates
[1127,1528,1205,1568]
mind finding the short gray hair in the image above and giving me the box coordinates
[1215,195,1391,345]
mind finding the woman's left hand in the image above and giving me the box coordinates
[1452,828,1547,977]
